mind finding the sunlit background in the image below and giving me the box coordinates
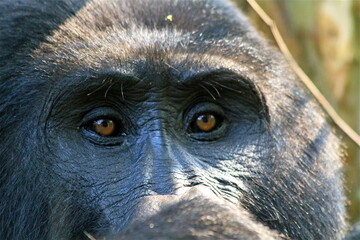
[235,0,360,224]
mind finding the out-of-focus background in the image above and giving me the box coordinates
[235,0,360,224]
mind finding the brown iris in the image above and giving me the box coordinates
[92,119,116,136]
[196,114,217,132]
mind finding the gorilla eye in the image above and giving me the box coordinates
[190,112,224,134]
[185,103,227,140]
[195,114,217,132]
[80,107,127,139]
[92,119,117,136]
[83,117,123,138]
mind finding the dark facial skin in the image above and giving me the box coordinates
[0,0,347,239]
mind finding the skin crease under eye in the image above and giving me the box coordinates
[93,119,116,136]
[196,114,216,132]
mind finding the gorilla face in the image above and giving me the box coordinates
[0,0,346,239]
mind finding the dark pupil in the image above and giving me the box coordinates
[99,120,108,127]
[200,115,209,123]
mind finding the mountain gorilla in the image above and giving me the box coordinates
[0,0,347,239]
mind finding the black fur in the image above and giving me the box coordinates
[0,0,347,239]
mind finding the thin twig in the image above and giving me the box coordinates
[246,0,360,147]
[84,231,97,240]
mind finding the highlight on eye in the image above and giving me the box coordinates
[196,114,217,132]
[91,119,116,136]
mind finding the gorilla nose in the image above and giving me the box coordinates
[130,185,219,224]
[130,194,181,224]
[107,185,283,240]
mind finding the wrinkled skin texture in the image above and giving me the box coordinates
[111,186,282,240]
[0,0,347,239]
